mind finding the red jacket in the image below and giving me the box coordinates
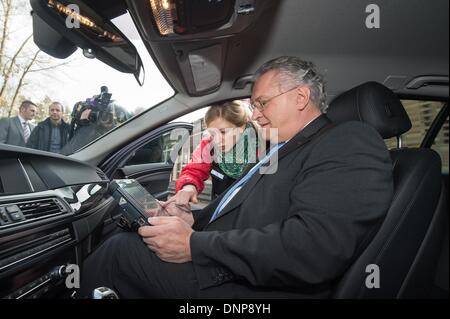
[175,137,215,193]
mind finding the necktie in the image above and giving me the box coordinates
[208,142,286,223]
[22,122,30,143]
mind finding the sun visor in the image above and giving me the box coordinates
[188,45,222,93]
[175,43,224,95]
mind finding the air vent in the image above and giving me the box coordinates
[0,198,69,227]
[18,198,66,220]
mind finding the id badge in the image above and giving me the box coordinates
[211,169,225,180]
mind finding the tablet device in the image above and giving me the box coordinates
[110,179,165,231]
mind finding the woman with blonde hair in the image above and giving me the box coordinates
[171,101,259,206]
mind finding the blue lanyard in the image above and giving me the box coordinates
[208,143,286,223]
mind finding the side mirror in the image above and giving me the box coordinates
[30,0,145,85]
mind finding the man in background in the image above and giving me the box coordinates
[27,102,70,153]
[0,100,37,147]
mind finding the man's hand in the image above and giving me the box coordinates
[159,200,194,226]
[80,109,92,120]
[167,185,199,206]
[145,204,169,217]
[138,216,193,263]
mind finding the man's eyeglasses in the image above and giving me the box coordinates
[249,85,300,112]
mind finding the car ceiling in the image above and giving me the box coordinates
[123,0,448,98]
[82,0,449,99]
[71,0,449,165]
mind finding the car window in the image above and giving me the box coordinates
[431,115,449,174]
[124,131,186,166]
[0,2,173,156]
[169,110,212,202]
[167,99,252,203]
[385,100,448,173]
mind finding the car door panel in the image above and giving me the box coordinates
[119,163,174,199]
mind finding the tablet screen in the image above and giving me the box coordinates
[114,179,165,217]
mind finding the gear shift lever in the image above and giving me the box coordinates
[92,287,119,299]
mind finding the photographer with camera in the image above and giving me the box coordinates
[68,86,113,138]
[61,86,118,155]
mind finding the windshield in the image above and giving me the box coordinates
[0,0,174,155]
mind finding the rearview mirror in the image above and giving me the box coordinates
[30,0,145,85]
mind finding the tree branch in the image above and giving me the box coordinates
[8,49,40,117]
[0,0,12,67]
[0,0,8,14]
[0,34,32,97]
[28,60,73,73]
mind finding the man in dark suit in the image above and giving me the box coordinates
[0,100,37,147]
[79,57,393,298]
[27,102,70,153]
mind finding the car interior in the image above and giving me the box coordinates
[0,0,448,299]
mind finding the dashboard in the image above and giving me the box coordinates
[0,145,118,299]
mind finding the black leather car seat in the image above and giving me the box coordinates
[326,82,444,298]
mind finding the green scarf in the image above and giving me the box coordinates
[216,123,258,179]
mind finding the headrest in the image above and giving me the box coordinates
[327,82,412,139]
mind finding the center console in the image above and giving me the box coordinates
[0,225,76,299]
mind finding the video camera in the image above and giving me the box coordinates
[69,86,113,137]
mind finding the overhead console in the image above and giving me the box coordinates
[148,0,236,36]
[126,0,273,96]
[127,0,263,41]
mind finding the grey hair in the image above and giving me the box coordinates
[254,56,328,113]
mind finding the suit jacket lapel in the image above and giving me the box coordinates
[14,116,25,141]
[277,114,332,160]
[210,115,332,223]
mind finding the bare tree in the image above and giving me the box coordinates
[0,0,13,69]
[8,49,40,116]
[0,0,71,117]
[0,34,31,97]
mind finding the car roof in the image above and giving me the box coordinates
[71,0,449,164]
[119,0,448,100]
